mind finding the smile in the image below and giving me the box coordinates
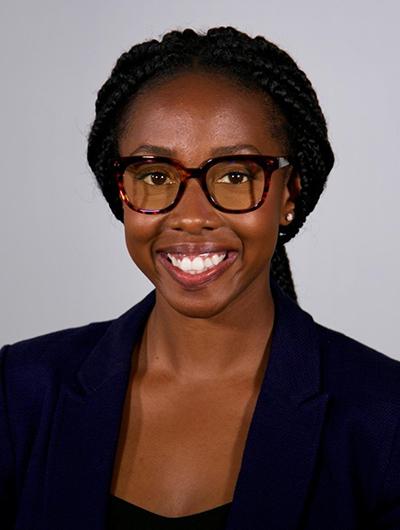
[157,250,238,290]
[166,252,226,274]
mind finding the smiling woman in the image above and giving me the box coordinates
[1,27,400,530]
[116,72,300,320]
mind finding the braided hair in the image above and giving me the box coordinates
[87,27,334,302]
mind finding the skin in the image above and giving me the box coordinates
[110,71,301,516]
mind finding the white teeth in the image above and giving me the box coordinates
[192,257,206,272]
[211,254,223,266]
[204,257,213,268]
[170,255,179,267]
[180,257,192,272]
[166,252,227,274]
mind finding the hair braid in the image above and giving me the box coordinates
[87,27,334,301]
[271,243,297,302]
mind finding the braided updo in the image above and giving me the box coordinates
[87,27,334,302]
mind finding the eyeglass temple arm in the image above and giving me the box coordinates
[278,157,291,169]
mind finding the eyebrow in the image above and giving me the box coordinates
[211,144,262,156]
[129,144,173,156]
[129,143,262,157]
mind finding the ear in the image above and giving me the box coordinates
[280,168,301,226]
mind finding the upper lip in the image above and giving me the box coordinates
[156,243,238,255]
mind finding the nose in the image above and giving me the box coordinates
[165,178,222,234]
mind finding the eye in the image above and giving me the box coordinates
[139,172,174,186]
[217,171,252,184]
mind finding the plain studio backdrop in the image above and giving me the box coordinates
[0,0,399,358]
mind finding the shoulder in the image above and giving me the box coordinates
[0,320,113,389]
[315,322,400,405]
[0,290,155,392]
[0,321,116,459]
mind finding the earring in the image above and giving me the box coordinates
[285,211,295,222]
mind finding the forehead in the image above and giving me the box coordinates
[118,71,287,158]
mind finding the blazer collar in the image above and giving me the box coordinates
[76,278,322,404]
[224,280,329,528]
[43,279,329,529]
[76,288,155,395]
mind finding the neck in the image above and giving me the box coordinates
[137,277,275,383]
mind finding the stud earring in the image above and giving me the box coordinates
[285,211,295,222]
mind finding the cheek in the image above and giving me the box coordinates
[238,212,279,261]
[238,189,282,256]
[122,208,159,269]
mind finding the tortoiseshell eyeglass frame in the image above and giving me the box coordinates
[112,154,292,214]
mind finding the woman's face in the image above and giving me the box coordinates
[118,71,300,318]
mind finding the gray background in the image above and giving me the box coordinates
[1,0,399,358]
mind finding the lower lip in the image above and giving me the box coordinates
[157,252,238,290]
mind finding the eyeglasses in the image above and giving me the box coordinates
[113,154,292,214]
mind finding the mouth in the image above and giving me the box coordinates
[166,251,228,273]
[157,250,238,289]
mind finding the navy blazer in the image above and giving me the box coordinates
[1,279,400,529]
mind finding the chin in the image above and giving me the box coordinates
[156,288,236,320]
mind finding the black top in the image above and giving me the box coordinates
[107,494,232,529]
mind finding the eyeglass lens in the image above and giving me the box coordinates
[122,159,267,211]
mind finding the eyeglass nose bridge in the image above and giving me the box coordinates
[175,166,213,199]
[178,166,207,182]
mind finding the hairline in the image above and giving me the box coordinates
[116,66,291,153]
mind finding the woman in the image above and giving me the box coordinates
[1,27,399,530]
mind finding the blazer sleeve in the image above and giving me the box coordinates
[0,345,17,529]
[372,413,400,528]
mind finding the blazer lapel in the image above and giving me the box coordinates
[42,290,156,529]
[225,282,330,530]
[42,281,329,529]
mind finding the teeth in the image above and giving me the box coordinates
[192,257,205,272]
[211,254,223,266]
[170,255,179,267]
[180,257,192,272]
[166,252,227,274]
